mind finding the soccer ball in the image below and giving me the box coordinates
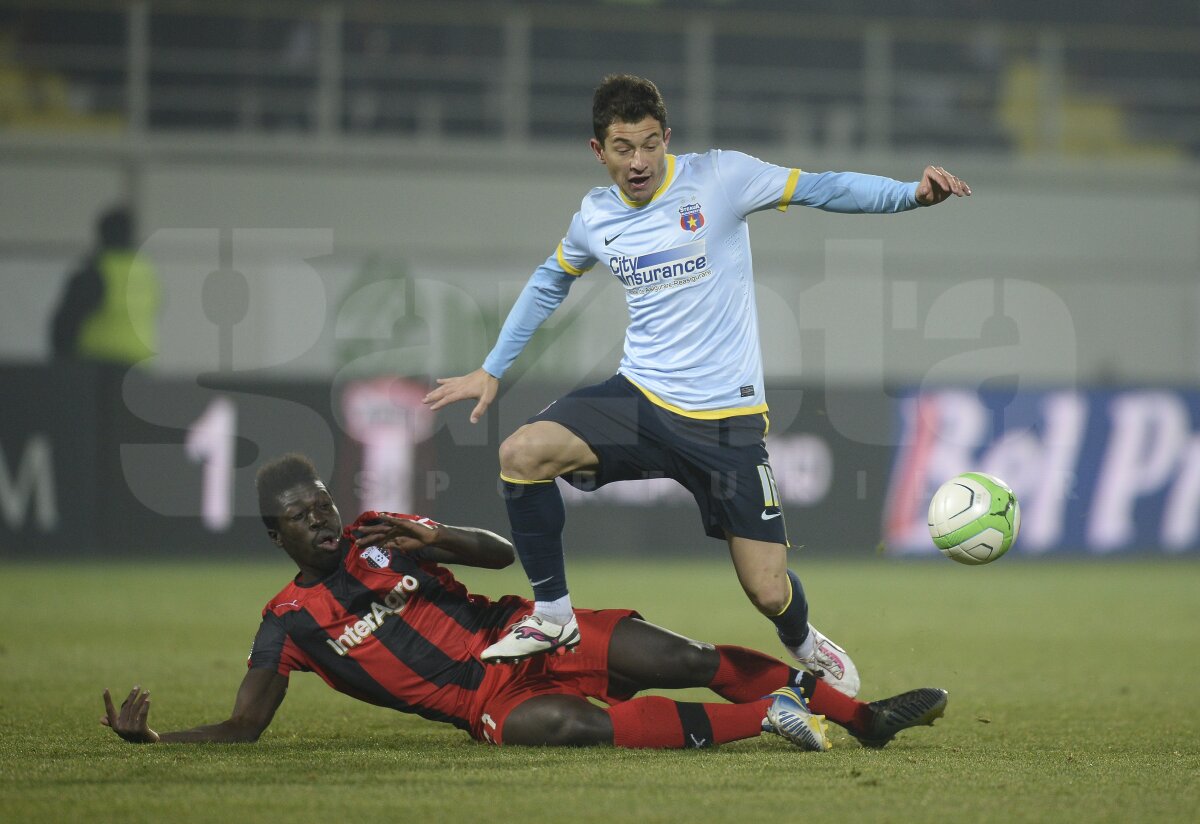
[927,472,1020,565]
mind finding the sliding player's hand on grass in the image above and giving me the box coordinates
[915,165,971,206]
[423,367,499,423]
[102,686,160,744]
[354,514,438,553]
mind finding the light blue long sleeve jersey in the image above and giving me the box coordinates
[482,150,921,416]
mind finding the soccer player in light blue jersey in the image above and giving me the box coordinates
[425,75,970,693]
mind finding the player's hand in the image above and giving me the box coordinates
[354,514,439,553]
[915,165,971,206]
[101,686,160,744]
[423,367,499,424]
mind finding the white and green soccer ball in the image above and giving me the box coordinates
[927,472,1020,565]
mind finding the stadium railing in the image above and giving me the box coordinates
[0,0,1196,157]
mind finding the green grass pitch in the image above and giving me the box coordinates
[2,556,1198,822]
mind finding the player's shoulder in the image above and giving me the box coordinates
[578,185,617,217]
[704,147,775,171]
[262,580,309,619]
[676,150,755,185]
[675,149,727,168]
[678,149,717,165]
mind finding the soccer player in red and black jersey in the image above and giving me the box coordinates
[102,453,947,751]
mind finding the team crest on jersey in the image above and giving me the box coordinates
[361,545,391,569]
[679,201,705,232]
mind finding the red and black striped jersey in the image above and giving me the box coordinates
[248,513,527,731]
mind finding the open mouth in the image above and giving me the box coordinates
[316,534,339,551]
[627,173,651,192]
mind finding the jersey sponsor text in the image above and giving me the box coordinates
[323,574,419,656]
[608,240,710,290]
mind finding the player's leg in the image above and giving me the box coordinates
[604,694,789,750]
[500,694,613,746]
[727,534,859,697]
[500,419,600,481]
[501,614,829,750]
[603,619,939,750]
[725,534,791,616]
[483,420,598,662]
[606,616,792,698]
[663,408,862,697]
[497,678,945,750]
[606,616,827,752]
[501,692,808,750]
[486,377,661,663]
[604,617,719,688]
[498,419,597,614]
[605,615,840,707]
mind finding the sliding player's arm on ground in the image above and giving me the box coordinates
[354,513,515,569]
[101,667,287,745]
[424,212,595,423]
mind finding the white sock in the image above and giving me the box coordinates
[533,595,574,625]
[790,632,816,661]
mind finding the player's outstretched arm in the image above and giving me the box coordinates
[355,513,515,569]
[101,667,288,745]
[423,367,499,424]
[915,165,971,205]
[786,165,970,214]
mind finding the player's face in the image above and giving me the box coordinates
[269,481,345,580]
[590,115,671,204]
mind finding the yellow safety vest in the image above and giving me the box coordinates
[77,250,159,365]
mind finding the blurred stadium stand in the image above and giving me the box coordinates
[0,0,1196,153]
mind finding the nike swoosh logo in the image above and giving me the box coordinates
[761,511,782,520]
[604,231,625,246]
[529,576,555,587]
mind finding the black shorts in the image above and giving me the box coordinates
[528,374,788,544]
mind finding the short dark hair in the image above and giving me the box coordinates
[592,74,668,143]
[256,453,320,530]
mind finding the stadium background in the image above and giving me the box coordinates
[1,0,1198,559]
[2,4,1199,823]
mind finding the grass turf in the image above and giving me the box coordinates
[1,557,1198,823]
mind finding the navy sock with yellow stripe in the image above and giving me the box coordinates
[501,476,569,602]
[770,569,810,648]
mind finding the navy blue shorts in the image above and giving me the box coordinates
[528,374,788,544]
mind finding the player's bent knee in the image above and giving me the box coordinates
[500,423,594,480]
[543,708,611,746]
[677,640,719,681]
[503,696,612,747]
[746,582,791,616]
[499,428,556,480]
